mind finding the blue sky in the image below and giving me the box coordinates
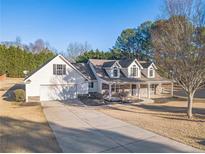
[0,0,163,52]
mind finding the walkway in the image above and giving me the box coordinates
[42,101,203,153]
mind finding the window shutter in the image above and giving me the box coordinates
[63,65,66,75]
[53,64,56,75]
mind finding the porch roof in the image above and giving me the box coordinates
[101,77,172,84]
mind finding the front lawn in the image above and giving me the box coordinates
[0,78,61,152]
[98,98,205,150]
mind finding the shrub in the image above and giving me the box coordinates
[88,92,103,99]
[14,89,25,102]
[119,91,129,99]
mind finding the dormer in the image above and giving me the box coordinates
[119,59,143,78]
[147,63,157,78]
[103,61,121,78]
[129,64,140,78]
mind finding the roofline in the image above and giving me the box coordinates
[89,59,115,61]
[148,62,157,69]
[134,59,144,69]
[24,54,89,82]
[24,55,58,81]
[112,61,122,68]
[123,59,143,69]
[89,58,143,69]
[59,55,90,80]
[103,61,122,69]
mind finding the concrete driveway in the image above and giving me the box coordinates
[41,101,202,153]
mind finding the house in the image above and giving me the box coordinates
[24,55,173,102]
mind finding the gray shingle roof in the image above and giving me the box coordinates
[71,63,96,80]
[140,61,152,68]
[89,58,170,83]
[118,59,135,67]
[102,61,116,67]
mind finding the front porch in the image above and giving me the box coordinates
[102,81,173,101]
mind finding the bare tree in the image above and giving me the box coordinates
[151,0,205,118]
[26,39,55,53]
[66,41,91,62]
[32,39,46,53]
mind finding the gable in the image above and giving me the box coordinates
[103,61,121,68]
[128,59,143,70]
[24,55,89,83]
[148,63,157,70]
[111,61,121,68]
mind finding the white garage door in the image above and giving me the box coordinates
[40,84,77,101]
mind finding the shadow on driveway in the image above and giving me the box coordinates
[0,116,62,153]
[48,122,197,153]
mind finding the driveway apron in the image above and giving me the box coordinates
[42,101,203,153]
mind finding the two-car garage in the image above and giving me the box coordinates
[25,55,90,102]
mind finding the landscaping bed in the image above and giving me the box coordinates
[79,93,142,106]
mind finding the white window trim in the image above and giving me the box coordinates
[148,67,155,78]
[53,64,66,75]
[129,64,140,78]
[112,67,119,78]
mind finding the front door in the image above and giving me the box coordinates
[131,84,137,96]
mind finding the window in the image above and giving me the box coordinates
[149,68,154,78]
[113,67,118,77]
[89,82,94,88]
[53,64,66,75]
[130,65,138,77]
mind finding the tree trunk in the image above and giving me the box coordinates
[187,93,193,119]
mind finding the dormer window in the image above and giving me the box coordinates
[113,67,119,77]
[131,65,137,76]
[149,67,155,78]
[130,65,139,77]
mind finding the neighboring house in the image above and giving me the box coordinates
[24,55,173,102]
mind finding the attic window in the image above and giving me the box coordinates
[53,64,66,75]
[113,67,119,77]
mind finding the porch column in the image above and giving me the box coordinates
[171,82,174,97]
[130,84,132,96]
[138,84,141,99]
[109,84,112,100]
[136,84,138,96]
[157,83,162,94]
[147,83,151,98]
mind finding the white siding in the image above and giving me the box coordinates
[88,81,98,92]
[88,61,102,93]
[25,56,88,102]
[127,61,141,78]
